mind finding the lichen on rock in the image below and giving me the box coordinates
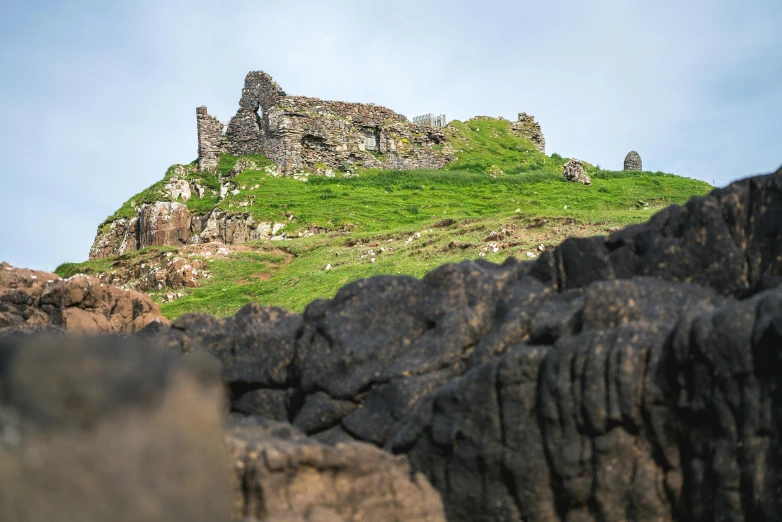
[562,158,591,185]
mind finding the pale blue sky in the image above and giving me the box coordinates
[1,0,780,270]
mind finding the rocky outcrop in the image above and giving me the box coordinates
[92,201,289,259]
[140,165,782,521]
[0,262,166,334]
[0,334,231,522]
[89,216,139,259]
[211,71,455,175]
[226,415,446,521]
[139,201,192,248]
[511,112,546,153]
[192,210,287,244]
[9,166,782,520]
[563,158,591,185]
[624,150,642,171]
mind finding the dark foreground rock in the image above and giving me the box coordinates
[4,165,782,521]
[141,166,782,521]
[0,262,167,334]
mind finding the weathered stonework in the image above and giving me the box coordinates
[563,158,591,185]
[196,106,226,172]
[199,71,453,175]
[624,150,642,171]
[511,112,546,153]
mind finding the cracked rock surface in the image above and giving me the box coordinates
[0,262,167,334]
[225,415,446,521]
[4,166,782,521]
[144,166,782,521]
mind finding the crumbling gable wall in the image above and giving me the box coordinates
[511,112,546,153]
[205,71,453,175]
[196,106,226,171]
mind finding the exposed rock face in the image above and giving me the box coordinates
[92,204,290,259]
[624,150,642,171]
[192,210,287,244]
[0,262,166,334]
[0,334,232,522]
[165,176,192,202]
[143,166,782,521]
[197,105,226,172]
[201,71,454,175]
[563,158,591,185]
[89,216,139,259]
[139,201,192,248]
[226,415,446,521]
[86,243,256,293]
[511,112,546,153]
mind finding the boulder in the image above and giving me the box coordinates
[139,201,192,248]
[0,334,232,522]
[0,262,167,334]
[562,158,591,185]
[225,415,446,522]
[164,176,192,202]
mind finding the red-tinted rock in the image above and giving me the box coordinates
[139,201,191,248]
[0,262,167,334]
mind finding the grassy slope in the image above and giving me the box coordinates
[59,117,713,318]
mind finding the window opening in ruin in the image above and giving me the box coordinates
[363,129,378,151]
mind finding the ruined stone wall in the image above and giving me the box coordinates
[225,71,285,158]
[511,112,546,153]
[196,106,226,172]
[218,71,453,175]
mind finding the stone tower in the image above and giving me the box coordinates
[624,151,642,171]
[196,106,226,172]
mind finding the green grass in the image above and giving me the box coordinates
[68,117,713,318]
[218,166,707,237]
[55,246,180,278]
[444,117,572,175]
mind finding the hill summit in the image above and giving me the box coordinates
[59,70,712,318]
[88,70,552,260]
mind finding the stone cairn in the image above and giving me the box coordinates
[562,158,591,185]
[624,150,642,171]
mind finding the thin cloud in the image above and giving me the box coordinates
[0,0,780,270]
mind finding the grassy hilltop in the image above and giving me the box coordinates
[57,117,712,318]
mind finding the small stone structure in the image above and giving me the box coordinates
[197,71,454,174]
[562,158,591,185]
[511,112,546,153]
[196,106,225,172]
[624,150,642,171]
[412,113,447,127]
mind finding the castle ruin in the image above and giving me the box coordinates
[197,71,454,175]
